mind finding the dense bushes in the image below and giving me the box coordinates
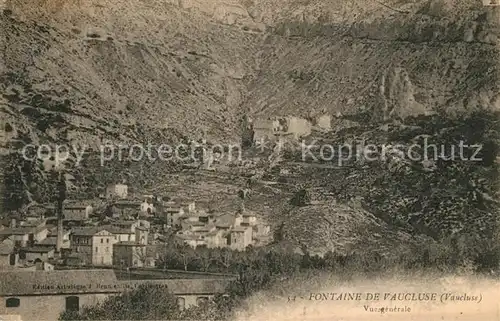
[60,241,499,321]
[283,110,500,262]
[59,283,179,320]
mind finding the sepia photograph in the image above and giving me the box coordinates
[1,0,500,320]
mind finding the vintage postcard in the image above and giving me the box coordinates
[1,0,500,320]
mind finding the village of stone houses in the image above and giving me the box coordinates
[0,181,271,269]
[0,114,335,321]
[2,105,500,320]
[5,0,500,319]
[0,181,274,321]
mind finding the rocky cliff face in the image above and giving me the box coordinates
[1,0,263,147]
[1,0,500,147]
[244,0,500,121]
[2,0,500,257]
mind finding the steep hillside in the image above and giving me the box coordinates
[2,0,500,145]
[244,0,500,120]
[1,0,264,147]
[280,201,431,257]
[2,0,500,259]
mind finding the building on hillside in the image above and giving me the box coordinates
[24,204,50,222]
[214,213,241,231]
[38,236,70,250]
[112,242,151,267]
[196,212,215,224]
[164,206,185,227]
[108,200,144,218]
[140,201,155,216]
[252,116,312,143]
[44,216,81,228]
[17,219,46,229]
[252,118,280,143]
[106,184,128,199]
[241,212,257,226]
[0,224,49,248]
[179,201,196,214]
[234,213,243,227]
[0,230,29,249]
[173,207,266,250]
[69,227,114,266]
[0,269,237,320]
[62,201,93,221]
[214,218,233,231]
[105,225,135,243]
[47,225,71,238]
[18,247,55,263]
[135,226,148,245]
[160,200,196,225]
[112,227,153,268]
[0,238,17,268]
[104,220,150,244]
[111,220,139,232]
[282,116,312,139]
[190,223,216,235]
[315,114,331,130]
[252,223,271,237]
[111,219,149,232]
[35,261,55,271]
[204,230,227,248]
[226,226,253,251]
[174,233,207,248]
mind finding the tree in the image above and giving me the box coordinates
[216,248,233,271]
[195,246,214,272]
[290,189,310,207]
[59,283,179,320]
[179,294,235,321]
[176,243,197,271]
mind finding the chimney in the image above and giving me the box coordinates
[239,198,245,214]
[56,213,63,253]
[10,218,16,228]
[56,173,66,254]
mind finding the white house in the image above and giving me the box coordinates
[106,184,128,199]
[140,200,154,215]
[315,114,331,130]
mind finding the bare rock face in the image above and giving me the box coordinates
[1,0,264,147]
[281,201,430,257]
[242,0,500,122]
[380,66,430,121]
[1,0,500,147]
